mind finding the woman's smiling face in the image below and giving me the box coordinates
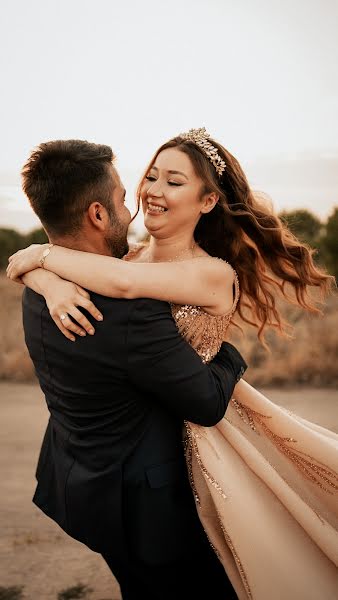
[140,147,208,238]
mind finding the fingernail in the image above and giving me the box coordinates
[88,329,95,335]
[80,332,86,336]
[97,314,103,321]
[70,337,75,342]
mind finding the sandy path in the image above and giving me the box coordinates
[0,383,337,599]
[0,383,120,600]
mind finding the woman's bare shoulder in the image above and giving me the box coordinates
[194,254,236,283]
[191,255,237,314]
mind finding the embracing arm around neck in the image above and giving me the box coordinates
[40,245,236,314]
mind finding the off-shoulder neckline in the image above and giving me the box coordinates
[123,242,240,317]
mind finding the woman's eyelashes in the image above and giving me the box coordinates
[145,175,183,186]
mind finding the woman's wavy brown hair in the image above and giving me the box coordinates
[133,135,335,344]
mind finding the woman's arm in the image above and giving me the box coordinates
[7,243,235,313]
[21,268,60,296]
[20,268,104,341]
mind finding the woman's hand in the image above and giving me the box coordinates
[44,279,103,342]
[7,244,45,281]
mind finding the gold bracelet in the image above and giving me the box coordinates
[39,243,54,269]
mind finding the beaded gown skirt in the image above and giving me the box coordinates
[171,302,338,600]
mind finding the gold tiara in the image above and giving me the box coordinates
[180,127,226,177]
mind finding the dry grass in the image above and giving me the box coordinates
[0,273,337,386]
[0,275,36,381]
[228,296,338,387]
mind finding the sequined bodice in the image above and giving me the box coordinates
[124,243,239,363]
[170,295,238,364]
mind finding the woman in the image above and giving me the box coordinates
[7,128,338,599]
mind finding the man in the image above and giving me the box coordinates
[15,140,246,599]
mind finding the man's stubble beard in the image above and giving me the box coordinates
[105,213,129,259]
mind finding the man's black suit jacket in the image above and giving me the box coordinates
[23,288,246,565]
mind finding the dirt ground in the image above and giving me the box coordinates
[0,383,337,600]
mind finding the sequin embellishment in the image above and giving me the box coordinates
[185,423,228,501]
[231,398,338,494]
[171,265,240,363]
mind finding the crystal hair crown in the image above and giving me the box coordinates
[180,127,226,177]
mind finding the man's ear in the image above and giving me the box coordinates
[87,202,109,230]
[200,192,219,214]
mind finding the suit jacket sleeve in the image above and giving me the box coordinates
[127,299,247,426]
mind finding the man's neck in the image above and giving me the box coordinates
[49,235,112,257]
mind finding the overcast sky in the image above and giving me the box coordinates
[1,0,337,232]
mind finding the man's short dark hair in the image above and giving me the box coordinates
[22,140,115,236]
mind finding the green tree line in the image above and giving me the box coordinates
[279,208,338,280]
[0,227,49,269]
[0,207,337,278]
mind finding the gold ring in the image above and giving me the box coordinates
[60,313,67,321]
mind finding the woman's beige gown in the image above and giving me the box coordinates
[171,275,338,600]
[126,247,338,599]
